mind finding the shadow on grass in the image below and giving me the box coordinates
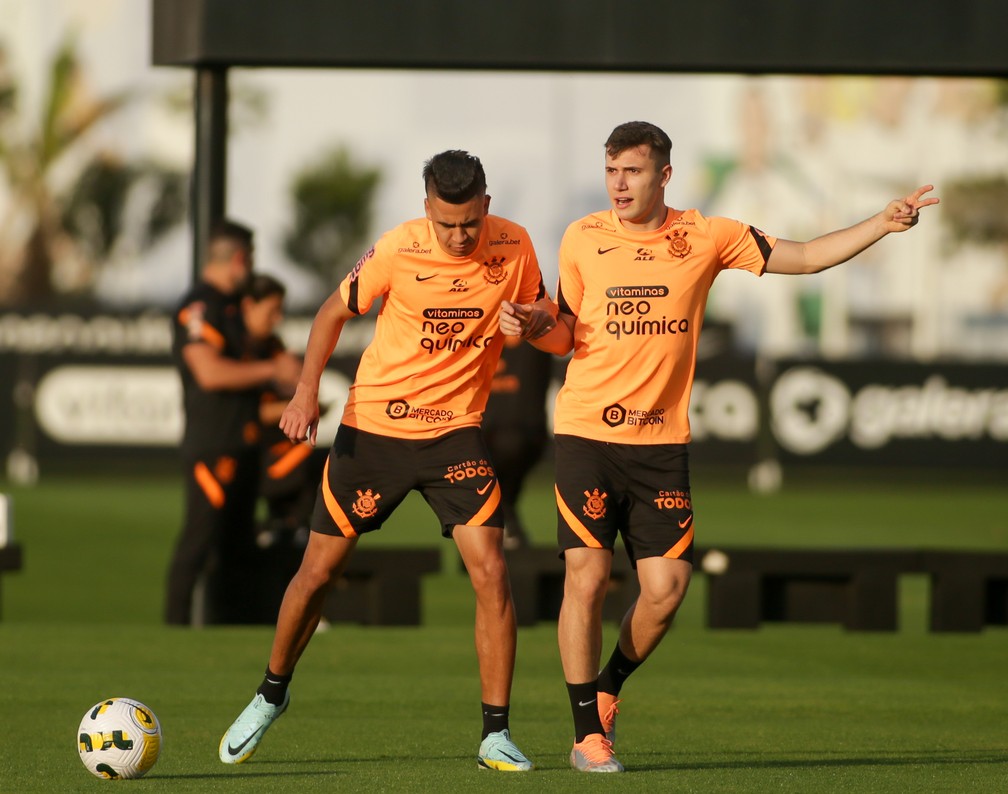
[157,754,473,780]
[629,749,1007,773]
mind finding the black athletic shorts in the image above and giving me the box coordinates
[554,434,695,566]
[310,424,504,538]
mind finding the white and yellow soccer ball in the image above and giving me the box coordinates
[77,697,162,780]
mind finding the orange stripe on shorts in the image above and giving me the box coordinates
[266,443,313,480]
[194,462,225,509]
[466,480,502,527]
[321,457,357,538]
[555,485,603,549]
[663,522,695,560]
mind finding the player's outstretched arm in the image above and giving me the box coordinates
[280,291,355,446]
[500,299,574,355]
[766,184,939,276]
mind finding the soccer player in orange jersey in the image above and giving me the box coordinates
[501,121,938,773]
[219,150,553,772]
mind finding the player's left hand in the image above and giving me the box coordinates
[499,300,526,337]
[885,184,939,232]
[500,300,557,339]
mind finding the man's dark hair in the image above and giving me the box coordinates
[605,121,673,167]
[422,150,487,203]
[207,218,254,264]
[243,273,286,303]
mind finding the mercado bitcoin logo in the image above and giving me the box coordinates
[386,399,410,419]
[603,403,626,427]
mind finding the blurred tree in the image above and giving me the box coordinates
[941,176,1008,245]
[282,146,382,287]
[0,36,186,306]
[940,80,1008,309]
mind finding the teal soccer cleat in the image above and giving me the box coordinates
[218,691,290,764]
[477,729,534,772]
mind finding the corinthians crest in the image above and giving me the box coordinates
[666,230,691,259]
[482,256,508,285]
[352,488,381,519]
[582,488,608,520]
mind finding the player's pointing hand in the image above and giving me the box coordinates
[885,184,939,232]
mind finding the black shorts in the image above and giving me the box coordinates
[554,434,695,566]
[311,424,504,538]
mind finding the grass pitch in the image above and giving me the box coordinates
[0,466,1006,792]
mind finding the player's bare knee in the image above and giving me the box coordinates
[292,558,341,594]
[564,569,609,608]
[466,554,509,593]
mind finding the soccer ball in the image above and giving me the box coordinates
[77,697,162,780]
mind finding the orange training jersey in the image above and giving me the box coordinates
[554,208,776,444]
[338,214,546,438]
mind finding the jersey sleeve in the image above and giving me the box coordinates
[516,237,548,305]
[176,293,226,351]
[339,233,394,315]
[556,226,585,317]
[709,216,777,276]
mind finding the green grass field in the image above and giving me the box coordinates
[1,465,1006,792]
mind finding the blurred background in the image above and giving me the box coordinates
[0,0,1006,484]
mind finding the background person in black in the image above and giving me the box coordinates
[166,220,301,625]
[483,336,554,549]
[240,273,327,619]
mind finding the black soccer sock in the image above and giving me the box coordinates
[566,680,604,743]
[257,666,293,706]
[597,642,643,697]
[481,702,510,740]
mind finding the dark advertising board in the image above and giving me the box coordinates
[1,311,1005,474]
[767,359,1008,468]
[0,310,366,474]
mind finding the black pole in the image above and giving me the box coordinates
[191,66,228,283]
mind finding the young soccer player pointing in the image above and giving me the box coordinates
[501,120,937,772]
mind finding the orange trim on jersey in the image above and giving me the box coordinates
[177,307,226,350]
[320,457,358,538]
[555,485,603,549]
[266,443,313,480]
[466,480,502,527]
[663,523,695,560]
[200,323,226,351]
[194,462,225,508]
[268,440,291,457]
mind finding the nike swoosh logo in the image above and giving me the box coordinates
[597,246,619,255]
[679,515,694,529]
[476,481,494,495]
[226,732,257,757]
[415,274,437,281]
[578,699,597,707]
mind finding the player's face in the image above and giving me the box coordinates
[604,145,672,231]
[226,246,254,293]
[242,293,284,341]
[424,191,490,258]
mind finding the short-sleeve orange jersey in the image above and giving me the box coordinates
[554,208,776,444]
[338,214,546,439]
